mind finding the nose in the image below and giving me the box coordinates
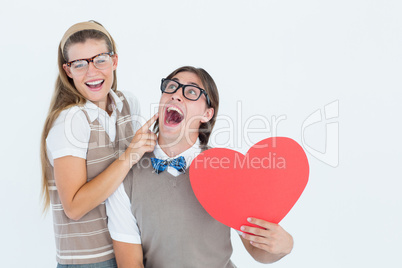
[86,62,98,76]
[170,88,184,102]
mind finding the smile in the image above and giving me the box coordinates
[85,79,104,91]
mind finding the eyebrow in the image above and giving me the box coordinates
[68,52,110,63]
[172,78,201,88]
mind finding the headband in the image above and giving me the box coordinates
[60,21,112,55]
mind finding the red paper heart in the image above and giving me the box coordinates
[189,137,309,231]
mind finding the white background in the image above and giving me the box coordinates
[1,0,401,267]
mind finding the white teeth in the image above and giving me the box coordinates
[167,106,183,116]
[86,80,103,86]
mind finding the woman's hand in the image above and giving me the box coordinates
[240,217,293,263]
[126,113,158,166]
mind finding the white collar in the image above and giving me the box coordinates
[153,138,202,169]
[82,90,124,122]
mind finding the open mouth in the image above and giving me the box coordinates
[164,106,184,126]
[85,80,104,90]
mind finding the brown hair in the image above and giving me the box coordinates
[154,66,219,146]
[40,21,117,212]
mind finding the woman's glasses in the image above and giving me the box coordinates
[66,52,114,75]
[160,78,211,106]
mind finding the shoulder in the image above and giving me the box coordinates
[117,90,142,133]
[130,152,154,176]
[46,105,91,163]
[53,105,89,127]
[118,90,140,113]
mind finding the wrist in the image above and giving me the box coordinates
[125,148,143,168]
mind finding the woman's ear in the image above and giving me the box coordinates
[62,64,73,78]
[201,107,214,123]
[112,53,118,71]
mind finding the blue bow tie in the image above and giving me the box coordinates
[151,156,187,174]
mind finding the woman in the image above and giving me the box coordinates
[40,20,157,267]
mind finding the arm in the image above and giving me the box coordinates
[54,113,158,220]
[239,218,293,264]
[106,183,143,267]
[113,241,144,268]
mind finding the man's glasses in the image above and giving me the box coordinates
[66,52,115,75]
[160,78,211,106]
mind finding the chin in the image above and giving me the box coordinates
[159,125,183,142]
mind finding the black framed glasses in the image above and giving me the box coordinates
[160,78,211,106]
[66,52,115,75]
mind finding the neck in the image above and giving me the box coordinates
[158,133,199,157]
[93,94,112,116]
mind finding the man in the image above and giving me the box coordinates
[106,66,293,268]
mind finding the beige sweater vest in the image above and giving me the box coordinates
[124,152,236,268]
[47,91,134,264]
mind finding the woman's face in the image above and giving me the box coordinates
[63,38,118,110]
[158,71,214,145]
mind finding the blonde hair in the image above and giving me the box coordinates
[40,21,117,212]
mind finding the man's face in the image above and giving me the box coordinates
[158,71,214,146]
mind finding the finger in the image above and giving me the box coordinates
[148,132,157,140]
[240,225,270,237]
[140,113,159,132]
[143,133,157,141]
[145,144,156,152]
[241,232,270,245]
[146,139,156,147]
[144,140,157,151]
[249,241,272,252]
[247,217,278,230]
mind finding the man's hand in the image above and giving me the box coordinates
[240,217,293,263]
